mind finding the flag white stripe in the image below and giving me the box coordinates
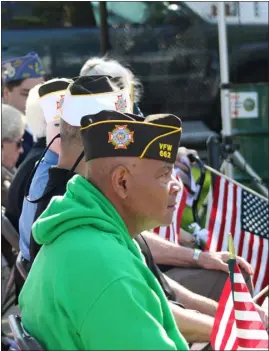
[170,223,175,244]
[254,242,268,295]
[158,227,167,240]
[234,292,254,302]
[250,234,260,283]
[222,181,235,251]
[242,231,251,263]
[205,187,213,229]
[211,177,226,251]
[214,292,234,350]
[233,186,242,253]
[234,273,246,283]
[224,321,237,350]
[237,328,269,340]
[235,310,263,321]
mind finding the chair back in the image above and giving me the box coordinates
[8,315,44,351]
[16,252,29,281]
[1,208,20,252]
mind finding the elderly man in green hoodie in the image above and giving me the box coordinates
[19,110,189,350]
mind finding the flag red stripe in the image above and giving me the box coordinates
[253,236,264,288]
[211,278,230,346]
[233,301,257,311]
[247,233,254,264]
[207,175,221,251]
[237,229,245,258]
[233,282,251,293]
[236,320,266,330]
[237,337,269,349]
[219,308,235,350]
[216,180,229,252]
[176,186,187,244]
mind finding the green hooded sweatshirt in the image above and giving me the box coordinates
[19,175,189,350]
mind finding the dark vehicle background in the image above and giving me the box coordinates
[2,1,268,132]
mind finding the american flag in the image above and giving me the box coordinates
[153,174,187,244]
[211,259,269,350]
[205,174,269,296]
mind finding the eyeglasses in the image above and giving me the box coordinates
[3,138,24,149]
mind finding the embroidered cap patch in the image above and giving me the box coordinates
[56,94,65,115]
[115,94,127,113]
[108,125,134,149]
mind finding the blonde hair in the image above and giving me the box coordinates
[80,56,143,103]
[25,83,46,142]
[25,77,72,142]
[2,104,25,141]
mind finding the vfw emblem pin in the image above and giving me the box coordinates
[3,63,16,79]
[55,94,65,119]
[115,94,127,113]
[108,125,134,149]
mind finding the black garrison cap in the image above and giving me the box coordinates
[80,110,182,163]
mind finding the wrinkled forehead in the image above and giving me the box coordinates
[128,158,173,176]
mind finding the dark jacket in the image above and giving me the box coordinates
[5,137,46,232]
[16,129,34,167]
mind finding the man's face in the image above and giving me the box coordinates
[2,138,24,169]
[125,158,181,230]
[3,77,44,113]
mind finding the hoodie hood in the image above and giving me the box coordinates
[32,175,137,253]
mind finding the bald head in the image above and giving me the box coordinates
[86,156,139,193]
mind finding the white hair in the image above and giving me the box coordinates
[2,104,25,141]
[80,56,143,103]
[25,77,71,142]
[25,83,46,142]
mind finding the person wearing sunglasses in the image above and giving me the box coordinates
[1,103,25,286]
[1,104,25,207]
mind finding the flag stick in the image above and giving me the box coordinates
[204,163,268,202]
[253,285,269,304]
[228,234,236,260]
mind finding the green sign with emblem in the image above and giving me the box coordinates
[230,83,269,186]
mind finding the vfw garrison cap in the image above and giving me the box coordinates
[38,79,72,124]
[2,51,45,84]
[61,75,132,126]
[80,110,182,163]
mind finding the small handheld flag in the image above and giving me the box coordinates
[211,234,269,350]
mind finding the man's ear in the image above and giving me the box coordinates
[111,166,130,199]
[3,86,10,102]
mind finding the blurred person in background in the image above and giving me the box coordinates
[80,56,144,115]
[2,52,45,166]
[5,81,49,233]
[1,104,25,271]
[1,104,25,207]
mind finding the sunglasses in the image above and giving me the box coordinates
[3,138,24,149]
